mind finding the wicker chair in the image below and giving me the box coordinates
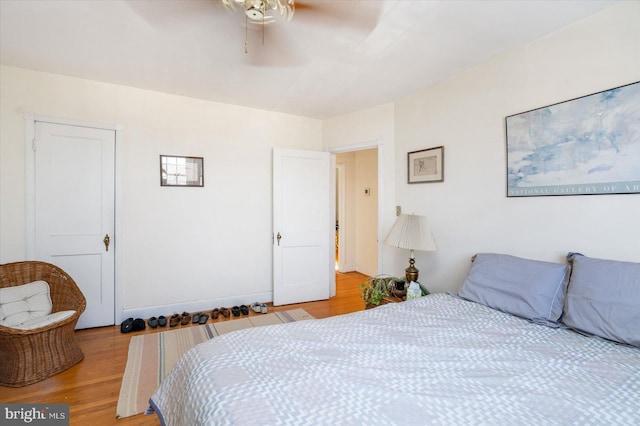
[0,261,86,387]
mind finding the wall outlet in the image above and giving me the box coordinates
[396,206,401,216]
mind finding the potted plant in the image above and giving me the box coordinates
[360,276,405,309]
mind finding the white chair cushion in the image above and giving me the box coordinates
[0,280,52,327]
[11,310,76,330]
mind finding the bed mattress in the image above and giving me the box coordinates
[149,294,639,425]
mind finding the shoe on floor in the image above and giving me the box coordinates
[192,313,202,324]
[170,313,180,327]
[180,312,191,325]
[132,318,146,331]
[148,317,159,328]
[260,303,268,314]
[240,305,249,315]
[158,315,167,327]
[120,317,134,333]
[251,302,261,313]
[198,313,209,324]
[231,306,241,317]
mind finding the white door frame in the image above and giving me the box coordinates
[24,112,123,324]
[335,163,347,273]
[328,139,384,277]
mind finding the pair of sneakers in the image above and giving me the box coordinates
[148,316,168,328]
[251,302,268,314]
[120,317,145,333]
[192,312,209,324]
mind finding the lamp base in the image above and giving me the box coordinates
[405,257,419,283]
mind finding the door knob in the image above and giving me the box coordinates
[276,232,282,246]
[103,234,110,252]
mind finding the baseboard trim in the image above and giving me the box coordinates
[118,291,273,324]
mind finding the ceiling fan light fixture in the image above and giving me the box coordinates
[272,0,295,20]
[223,0,295,22]
[222,0,295,53]
[244,0,265,20]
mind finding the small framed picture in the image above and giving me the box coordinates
[160,155,204,187]
[408,146,444,184]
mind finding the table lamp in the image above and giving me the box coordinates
[383,213,437,283]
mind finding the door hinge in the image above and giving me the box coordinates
[32,138,37,151]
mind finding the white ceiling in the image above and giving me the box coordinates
[0,0,620,119]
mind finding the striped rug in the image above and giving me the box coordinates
[116,308,314,418]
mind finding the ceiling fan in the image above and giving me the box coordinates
[125,0,382,65]
[221,0,295,24]
[222,0,299,53]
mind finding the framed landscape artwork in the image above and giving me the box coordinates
[505,81,640,197]
[408,146,444,184]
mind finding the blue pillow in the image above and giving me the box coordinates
[458,253,570,323]
[563,253,640,347]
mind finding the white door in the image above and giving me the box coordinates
[34,122,115,329]
[273,148,333,305]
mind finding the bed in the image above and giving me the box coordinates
[149,253,640,425]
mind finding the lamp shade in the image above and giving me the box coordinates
[383,213,437,252]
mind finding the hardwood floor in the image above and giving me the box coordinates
[0,272,368,425]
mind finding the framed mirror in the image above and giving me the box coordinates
[160,155,204,187]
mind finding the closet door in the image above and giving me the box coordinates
[34,121,116,329]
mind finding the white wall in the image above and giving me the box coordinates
[0,66,322,318]
[354,148,378,277]
[2,1,637,316]
[393,1,640,293]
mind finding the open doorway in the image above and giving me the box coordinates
[335,148,378,277]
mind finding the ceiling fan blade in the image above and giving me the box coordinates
[125,0,223,30]
[294,0,382,34]
[221,0,237,11]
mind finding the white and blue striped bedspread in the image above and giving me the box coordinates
[149,294,639,425]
